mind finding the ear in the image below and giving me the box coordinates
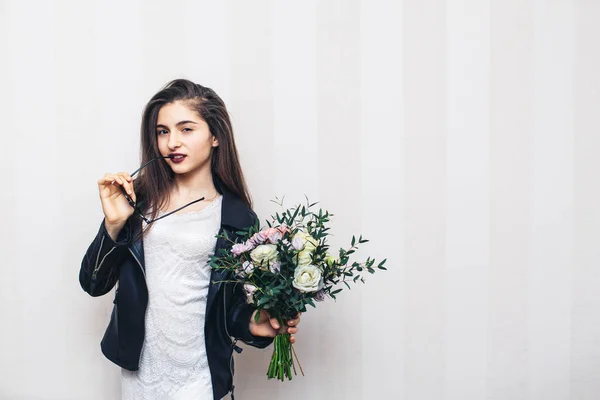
[212,135,219,147]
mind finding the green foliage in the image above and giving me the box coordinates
[211,196,388,321]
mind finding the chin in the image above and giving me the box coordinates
[171,166,193,175]
[171,162,206,176]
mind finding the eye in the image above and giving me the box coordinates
[183,127,193,132]
[157,129,168,135]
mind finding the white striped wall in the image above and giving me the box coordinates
[0,1,599,399]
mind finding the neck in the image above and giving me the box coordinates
[171,166,218,200]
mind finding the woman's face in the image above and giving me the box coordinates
[156,100,218,177]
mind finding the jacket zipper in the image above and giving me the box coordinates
[92,235,117,280]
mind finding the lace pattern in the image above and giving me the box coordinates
[121,196,222,399]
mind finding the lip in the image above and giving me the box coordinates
[169,153,187,163]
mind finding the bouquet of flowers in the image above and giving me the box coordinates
[209,197,387,381]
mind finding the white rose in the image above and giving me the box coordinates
[292,232,319,253]
[292,265,324,293]
[295,250,313,267]
[250,244,279,268]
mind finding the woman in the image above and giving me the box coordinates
[79,79,301,400]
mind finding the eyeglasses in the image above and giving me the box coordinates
[119,155,206,224]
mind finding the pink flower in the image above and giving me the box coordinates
[250,232,267,246]
[244,283,257,303]
[241,261,255,275]
[244,283,257,295]
[267,230,283,243]
[258,227,285,244]
[252,224,290,244]
[291,236,305,251]
[314,290,326,302]
[277,224,291,234]
[269,260,281,274]
[231,241,254,257]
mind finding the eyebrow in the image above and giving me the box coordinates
[156,120,199,129]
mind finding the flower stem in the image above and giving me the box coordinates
[267,333,296,381]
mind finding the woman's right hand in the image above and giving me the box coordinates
[98,172,136,227]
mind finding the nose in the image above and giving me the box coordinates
[167,131,182,150]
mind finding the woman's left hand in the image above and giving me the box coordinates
[249,310,301,343]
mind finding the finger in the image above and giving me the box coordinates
[278,325,289,335]
[118,173,135,198]
[98,174,118,185]
[118,172,131,189]
[119,172,133,182]
[269,317,280,330]
[104,173,124,187]
[129,185,137,203]
[290,336,296,344]
[287,327,298,335]
[123,174,136,202]
[100,175,125,192]
[287,318,300,326]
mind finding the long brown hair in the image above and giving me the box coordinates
[133,79,252,235]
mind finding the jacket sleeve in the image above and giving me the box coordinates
[226,282,274,349]
[225,207,273,348]
[79,219,131,297]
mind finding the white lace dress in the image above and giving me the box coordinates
[121,195,223,400]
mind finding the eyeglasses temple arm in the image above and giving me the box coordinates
[148,197,206,223]
[130,155,171,177]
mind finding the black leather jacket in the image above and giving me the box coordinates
[79,185,273,400]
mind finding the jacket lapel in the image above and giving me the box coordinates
[126,217,145,273]
[206,184,255,313]
[130,235,144,271]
